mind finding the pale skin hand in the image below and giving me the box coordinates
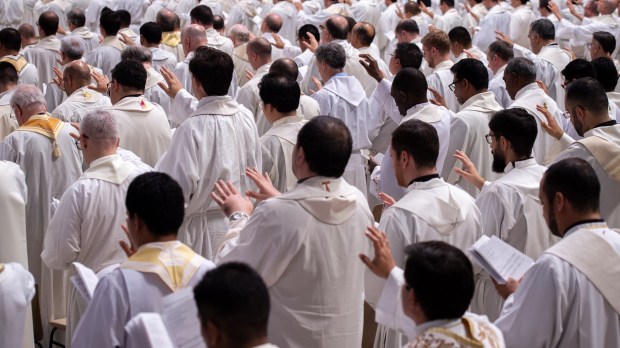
[428,87,447,108]
[463,48,482,60]
[271,33,286,49]
[119,224,137,258]
[493,277,521,299]
[301,32,319,53]
[395,4,406,19]
[88,70,109,93]
[536,80,550,96]
[359,53,386,83]
[566,0,584,21]
[158,66,183,99]
[245,167,282,201]
[210,180,255,217]
[495,31,513,46]
[453,150,486,190]
[359,226,397,279]
[378,192,396,207]
[549,1,563,20]
[536,104,564,140]
[118,32,135,46]
[52,66,64,90]
[465,4,480,24]
[419,2,435,18]
[309,76,323,95]
[245,69,255,81]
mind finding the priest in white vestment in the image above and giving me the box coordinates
[541,78,620,229]
[0,84,82,345]
[120,46,171,115]
[360,228,505,348]
[473,0,511,52]
[509,0,536,49]
[84,8,127,78]
[84,0,117,32]
[156,48,261,260]
[0,62,18,140]
[22,11,61,87]
[376,0,402,54]
[139,22,177,72]
[487,40,514,108]
[422,31,459,112]
[367,119,484,348]
[0,263,35,348]
[504,57,564,162]
[67,8,100,52]
[190,5,234,56]
[72,172,215,348]
[51,61,112,123]
[0,28,39,87]
[116,0,146,33]
[214,116,374,348]
[421,0,464,32]
[268,0,299,44]
[236,38,273,119]
[350,22,391,77]
[107,59,171,167]
[311,43,371,197]
[228,25,253,87]
[495,158,620,348]
[441,58,503,197]
[258,73,308,192]
[448,27,489,67]
[42,109,150,345]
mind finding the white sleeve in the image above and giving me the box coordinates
[375,267,417,338]
[41,186,83,270]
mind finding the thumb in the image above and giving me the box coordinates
[359,254,373,268]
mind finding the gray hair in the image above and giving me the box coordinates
[80,109,119,141]
[227,24,250,43]
[67,8,86,28]
[530,18,555,41]
[121,46,153,63]
[505,57,537,81]
[315,43,346,70]
[60,36,86,60]
[11,84,46,109]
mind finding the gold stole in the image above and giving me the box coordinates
[161,31,181,47]
[121,242,203,292]
[1,56,28,73]
[17,113,65,158]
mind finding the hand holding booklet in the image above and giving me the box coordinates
[469,235,535,284]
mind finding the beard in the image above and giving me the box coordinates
[573,118,585,137]
[491,150,506,173]
[547,202,561,237]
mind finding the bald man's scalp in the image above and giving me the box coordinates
[352,22,375,47]
[64,60,92,84]
[183,24,208,42]
[264,13,283,33]
[18,24,35,39]
[247,38,272,58]
[269,58,299,80]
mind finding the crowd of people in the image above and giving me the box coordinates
[0,0,619,347]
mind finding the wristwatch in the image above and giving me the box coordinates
[229,211,249,222]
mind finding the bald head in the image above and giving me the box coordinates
[352,22,375,48]
[18,24,35,40]
[182,24,208,54]
[64,60,92,85]
[227,24,250,47]
[263,13,283,33]
[247,38,272,69]
[156,8,177,32]
[324,15,349,41]
[39,11,59,36]
[269,58,299,80]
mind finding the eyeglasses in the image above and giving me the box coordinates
[587,43,592,50]
[449,79,465,92]
[562,111,571,119]
[74,134,89,150]
[319,24,326,31]
[485,133,497,144]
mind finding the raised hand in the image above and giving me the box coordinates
[536,104,564,140]
[453,150,486,190]
[359,226,397,279]
[118,32,135,46]
[495,31,513,46]
[245,167,282,201]
[157,66,183,99]
[211,180,254,217]
[428,87,447,108]
[52,66,64,90]
[119,224,137,258]
[378,192,396,207]
[309,76,323,94]
[301,32,319,53]
[359,53,385,83]
[88,70,109,93]
[271,33,286,49]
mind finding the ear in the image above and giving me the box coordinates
[554,191,565,212]
[204,321,220,347]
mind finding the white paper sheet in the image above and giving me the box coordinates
[469,235,534,284]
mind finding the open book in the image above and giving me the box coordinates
[124,287,206,348]
[469,235,535,284]
[70,262,119,302]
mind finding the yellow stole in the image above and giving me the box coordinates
[1,56,28,73]
[17,113,65,158]
[121,241,203,292]
[161,31,181,47]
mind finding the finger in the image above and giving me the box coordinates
[157,82,170,93]
[246,191,267,201]
[453,167,471,177]
[226,181,239,195]
[210,191,225,206]
[69,132,79,140]
[359,254,375,269]
[119,240,133,256]
[214,180,230,197]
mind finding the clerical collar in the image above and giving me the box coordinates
[408,174,440,186]
[563,219,606,236]
[594,120,617,129]
[297,175,317,184]
[120,94,143,101]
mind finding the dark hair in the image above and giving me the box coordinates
[591,57,619,92]
[247,38,272,59]
[259,73,300,113]
[315,42,346,70]
[38,11,59,36]
[296,116,352,177]
[111,59,147,90]
[353,23,374,47]
[488,108,537,157]
[395,19,420,35]
[530,18,555,41]
[298,24,320,43]
[566,77,609,115]
[505,57,536,82]
[0,28,21,51]
[448,26,472,47]
[116,10,131,28]
[543,158,600,213]
[593,31,616,55]
[194,262,270,347]
[488,40,514,62]
[394,42,423,69]
[440,0,455,7]
[391,119,439,168]
[126,172,185,237]
[561,58,597,82]
[100,8,121,35]
[213,15,224,30]
[269,58,299,80]
[0,62,18,85]
[418,0,432,7]
[156,10,176,32]
[67,8,86,28]
[325,16,348,40]
[404,241,474,321]
[539,0,552,11]
[450,58,488,90]
[392,67,428,98]
[190,5,214,26]
[140,22,163,44]
[345,16,356,34]
[189,47,233,96]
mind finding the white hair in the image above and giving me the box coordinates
[11,84,46,109]
[80,109,119,141]
[60,36,86,59]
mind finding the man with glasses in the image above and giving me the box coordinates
[453,108,555,321]
[0,84,82,343]
[42,109,149,344]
